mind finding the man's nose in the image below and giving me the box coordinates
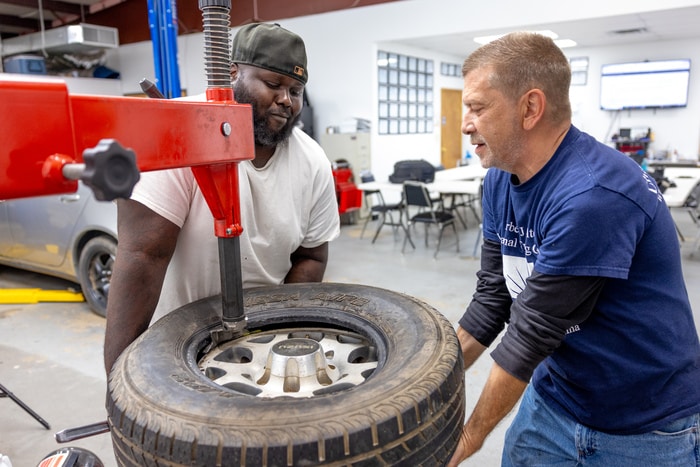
[276,88,292,106]
[462,115,475,135]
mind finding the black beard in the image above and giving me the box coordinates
[233,80,300,148]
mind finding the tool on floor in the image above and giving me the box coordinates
[0,382,50,429]
[54,421,110,443]
[0,289,84,304]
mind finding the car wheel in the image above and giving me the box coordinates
[107,283,465,466]
[77,236,116,318]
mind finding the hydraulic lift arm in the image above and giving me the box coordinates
[0,0,250,336]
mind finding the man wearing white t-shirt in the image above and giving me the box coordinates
[103,23,340,374]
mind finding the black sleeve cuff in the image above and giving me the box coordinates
[490,272,606,382]
[458,238,512,346]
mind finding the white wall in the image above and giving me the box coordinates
[568,39,700,160]
[103,0,700,182]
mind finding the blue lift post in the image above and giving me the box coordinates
[147,0,182,98]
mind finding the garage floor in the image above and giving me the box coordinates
[1,207,699,467]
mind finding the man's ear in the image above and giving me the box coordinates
[521,89,545,131]
[230,63,239,81]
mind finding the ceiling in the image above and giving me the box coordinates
[2,2,700,56]
[395,5,700,58]
[0,0,400,45]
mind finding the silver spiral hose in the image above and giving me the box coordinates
[199,0,232,89]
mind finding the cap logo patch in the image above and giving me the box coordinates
[293,66,304,77]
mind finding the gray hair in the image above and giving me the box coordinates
[462,32,572,122]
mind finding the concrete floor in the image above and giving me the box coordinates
[1,207,699,467]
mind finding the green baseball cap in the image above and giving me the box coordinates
[231,23,308,85]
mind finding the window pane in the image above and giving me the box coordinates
[399,55,407,69]
[379,103,388,118]
[379,119,388,134]
[377,50,435,135]
[389,69,398,84]
[389,86,398,101]
[399,87,408,101]
[389,103,399,117]
[379,85,388,100]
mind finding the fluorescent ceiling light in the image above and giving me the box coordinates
[554,39,577,48]
[473,30,576,48]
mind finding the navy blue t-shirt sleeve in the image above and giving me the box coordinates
[534,187,646,279]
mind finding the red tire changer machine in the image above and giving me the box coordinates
[0,0,265,446]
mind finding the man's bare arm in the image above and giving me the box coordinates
[457,325,488,369]
[448,363,527,466]
[103,199,179,374]
[284,242,329,283]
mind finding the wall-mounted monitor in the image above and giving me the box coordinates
[600,59,691,111]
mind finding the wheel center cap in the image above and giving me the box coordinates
[271,338,319,357]
[267,338,326,380]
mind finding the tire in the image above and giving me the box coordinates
[107,283,465,466]
[77,236,116,318]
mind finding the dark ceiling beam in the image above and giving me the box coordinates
[0,0,400,44]
[0,13,51,30]
[0,0,81,16]
[87,0,401,45]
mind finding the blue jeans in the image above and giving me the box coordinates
[502,385,700,467]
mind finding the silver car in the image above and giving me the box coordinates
[0,182,117,317]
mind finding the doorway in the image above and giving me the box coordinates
[440,88,463,169]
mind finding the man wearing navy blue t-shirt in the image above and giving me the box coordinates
[448,32,700,467]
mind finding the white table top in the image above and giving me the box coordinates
[357,179,481,196]
[434,164,488,181]
[662,168,700,208]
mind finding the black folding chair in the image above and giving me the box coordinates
[402,181,459,258]
[359,174,413,246]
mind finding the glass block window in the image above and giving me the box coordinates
[441,62,461,77]
[378,51,434,135]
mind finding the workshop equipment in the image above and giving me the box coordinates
[1,1,252,456]
[0,0,253,338]
[331,160,363,216]
[0,382,50,429]
[0,288,84,304]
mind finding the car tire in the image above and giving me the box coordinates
[77,236,116,318]
[107,283,465,466]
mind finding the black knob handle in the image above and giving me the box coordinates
[81,139,140,201]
